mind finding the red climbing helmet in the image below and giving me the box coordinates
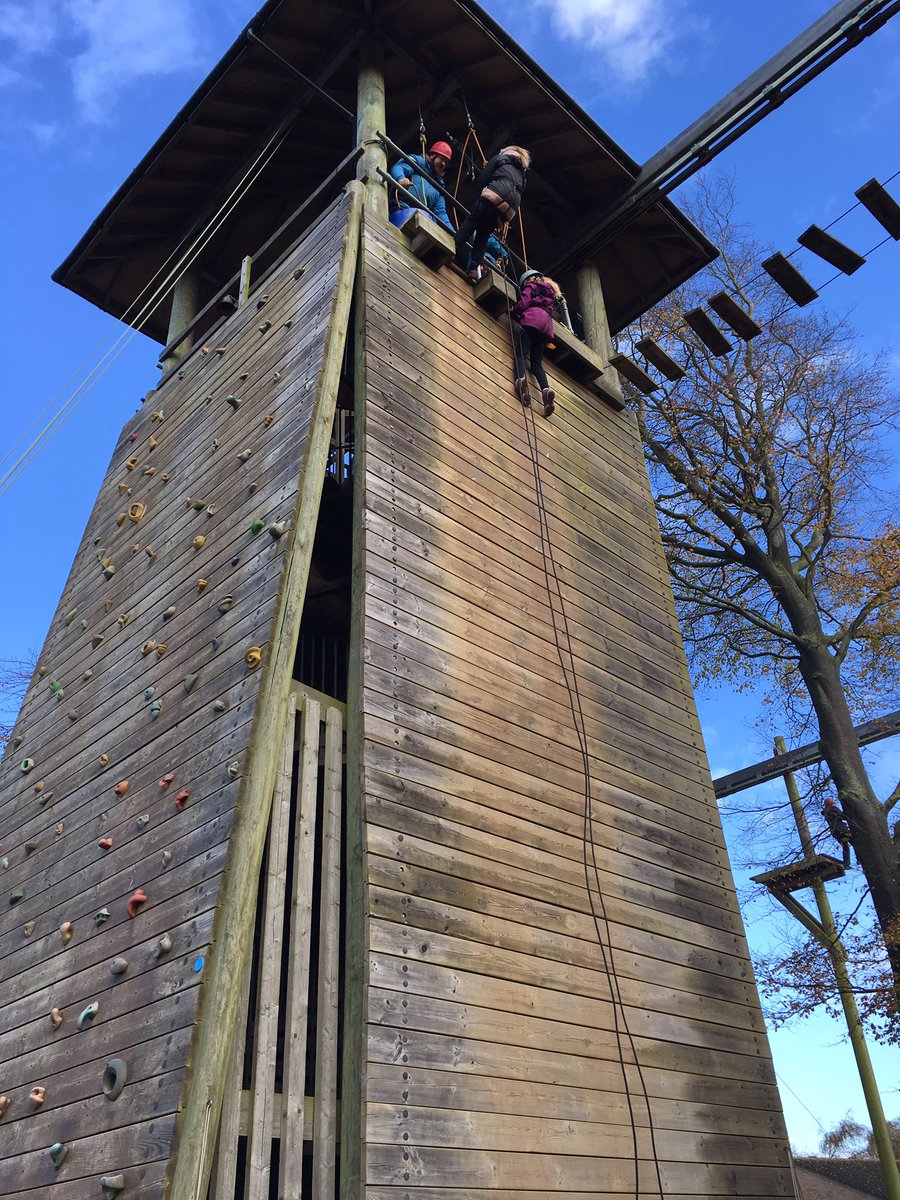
[428,140,453,163]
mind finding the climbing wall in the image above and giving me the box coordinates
[351,212,796,1198]
[0,190,353,1198]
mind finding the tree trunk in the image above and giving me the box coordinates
[793,626,900,1006]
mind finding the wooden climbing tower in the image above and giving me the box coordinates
[0,3,798,1200]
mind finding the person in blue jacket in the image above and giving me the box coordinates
[389,141,453,230]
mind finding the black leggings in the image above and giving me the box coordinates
[454,197,500,270]
[513,324,549,392]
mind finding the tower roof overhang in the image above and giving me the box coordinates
[53,0,717,342]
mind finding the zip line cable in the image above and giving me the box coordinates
[0,119,293,500]
[501,267,666,1200]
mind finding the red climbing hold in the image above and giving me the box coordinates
[127,888,148,919]
[98,838,113,851]
[159,772,175,789]
[175,789,190,811]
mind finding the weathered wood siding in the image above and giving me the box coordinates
[0,191,353,1199]
[353,212,794,1198]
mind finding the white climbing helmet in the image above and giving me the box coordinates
[519,269,541,288]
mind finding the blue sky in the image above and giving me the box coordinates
[2,0,899,1154]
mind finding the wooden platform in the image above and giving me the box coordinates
[346,211,795,1198]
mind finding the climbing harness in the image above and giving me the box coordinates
[499,260,667,1200]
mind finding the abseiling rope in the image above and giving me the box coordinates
[0,119,294,501]
[502,267,666,1200]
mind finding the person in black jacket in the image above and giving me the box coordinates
[454,145,530,280]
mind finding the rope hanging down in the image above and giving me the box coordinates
[0,120,293,501]
[500,261,666,1200]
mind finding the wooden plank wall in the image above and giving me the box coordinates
[353,211,795,1200]
[0,191,352,1200]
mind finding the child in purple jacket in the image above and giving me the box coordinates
[512,270,560,417]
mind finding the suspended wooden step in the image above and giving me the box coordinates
[684,308,733,356]
[472,268,517,316]
[797,224,866,274]
[550,324,625,408]
[751,854,845,894]
[635,336,685,381]
[609,352,658,394]
[855,178,900,239]
[707,291,762,341]
[761,252,819,306]
[401,209,455,270]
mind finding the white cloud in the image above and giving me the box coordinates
[0,0,201,123]
[62,0,200,122]
[532,0,692,83]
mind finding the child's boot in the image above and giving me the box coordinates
[541,387,556,417]
[515,377,531,407]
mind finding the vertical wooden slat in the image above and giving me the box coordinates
[209,964,253,1200]
[312,704,344,1198]
[246,707,297,1198]
[280,694,323,1198]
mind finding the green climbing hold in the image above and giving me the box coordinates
[103,564,116,580]
[48,680,62,693]
[25,841,38,856]
[49,1143,68,1169]
[76,1000,99,1031]
[183,674,199,694]
[250,519,266,535]
[20,758,34,774]
[225,395,240,410]
[10,887,24,904]
[103,1058,128,1101]
[144,686,155,701]
[64,609,78,625]
[237,448,252,463]
[150,699,162,719]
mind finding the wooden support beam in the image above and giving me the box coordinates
[751,854,846,894]
[161,266,201,372]
[798,224,866,274]
[855,178,900,239]
[167,182,364,1200]
[684,307,734,356]
[357,42,388,219]
[575,261,623,406]
[707,290,763,340]
[635,336,686,381]
[761,251,819,306]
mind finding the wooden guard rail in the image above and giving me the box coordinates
[209,683,346,1199]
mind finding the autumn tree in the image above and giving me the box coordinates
[626,176,900,1015]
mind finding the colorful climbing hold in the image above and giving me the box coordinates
[103,1058,128,1101]
[183,674,199,694]
[1,858,9,870]
[10,886,24,904]
[109,958,128,976]
[55,821,65,835]
[118,482,131,496]
[258,321,271,333]
[148,435,158,450]
[193,535,206,550]
[21,758,35,774]
[189,497,206,511]
[154,933,173,958]
[144,686,155,701]
[60,921,74,944]
[49,1142,68,1169]
[127,432,138,443]
[141,640,157,656]
[213,699,227,713]
[127,888,147,918]
[264,412,275,427]
[101,1172,127,1199]
[128,502,145,523]
[0,1096,9,1118]
[194,957,205,973]
[159,772,175,789]
[116,512,127,527]
[237,448,252,463]
[162,604,177,620]
[227,760,241,780]
[225,395,240,410]
[25,840,38,855]
[49,679,62,693]
[83,668,93,680]
[24,920,36,936]
[143,466,156,477]
[230,555,240,567]
[211,637,220,650]
[136,814,149,828]
[244,646,262,669]
[125,457,139,471]
[50,1007,64,1030]
[269,521,287,539]
[149,699,162,719]
[197,578,208,592]
[146,546,157,559]
[94,908,111,925]
[250,518,266,535]
[217,596,234,614]
[34,780,45,794]
[98,837,113,851]
[161,473,171,483]
[64,608,78,625]
[99,753,110,767]
[29,1086,46,1107]
[68,709,80,722]
[92,633,105,648]
[151,409,164,422]
[175,789,190,811]
[103,564,116,580]
[156,644,167,658]
[76,1001,99,1031]
[114,780,129,797]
